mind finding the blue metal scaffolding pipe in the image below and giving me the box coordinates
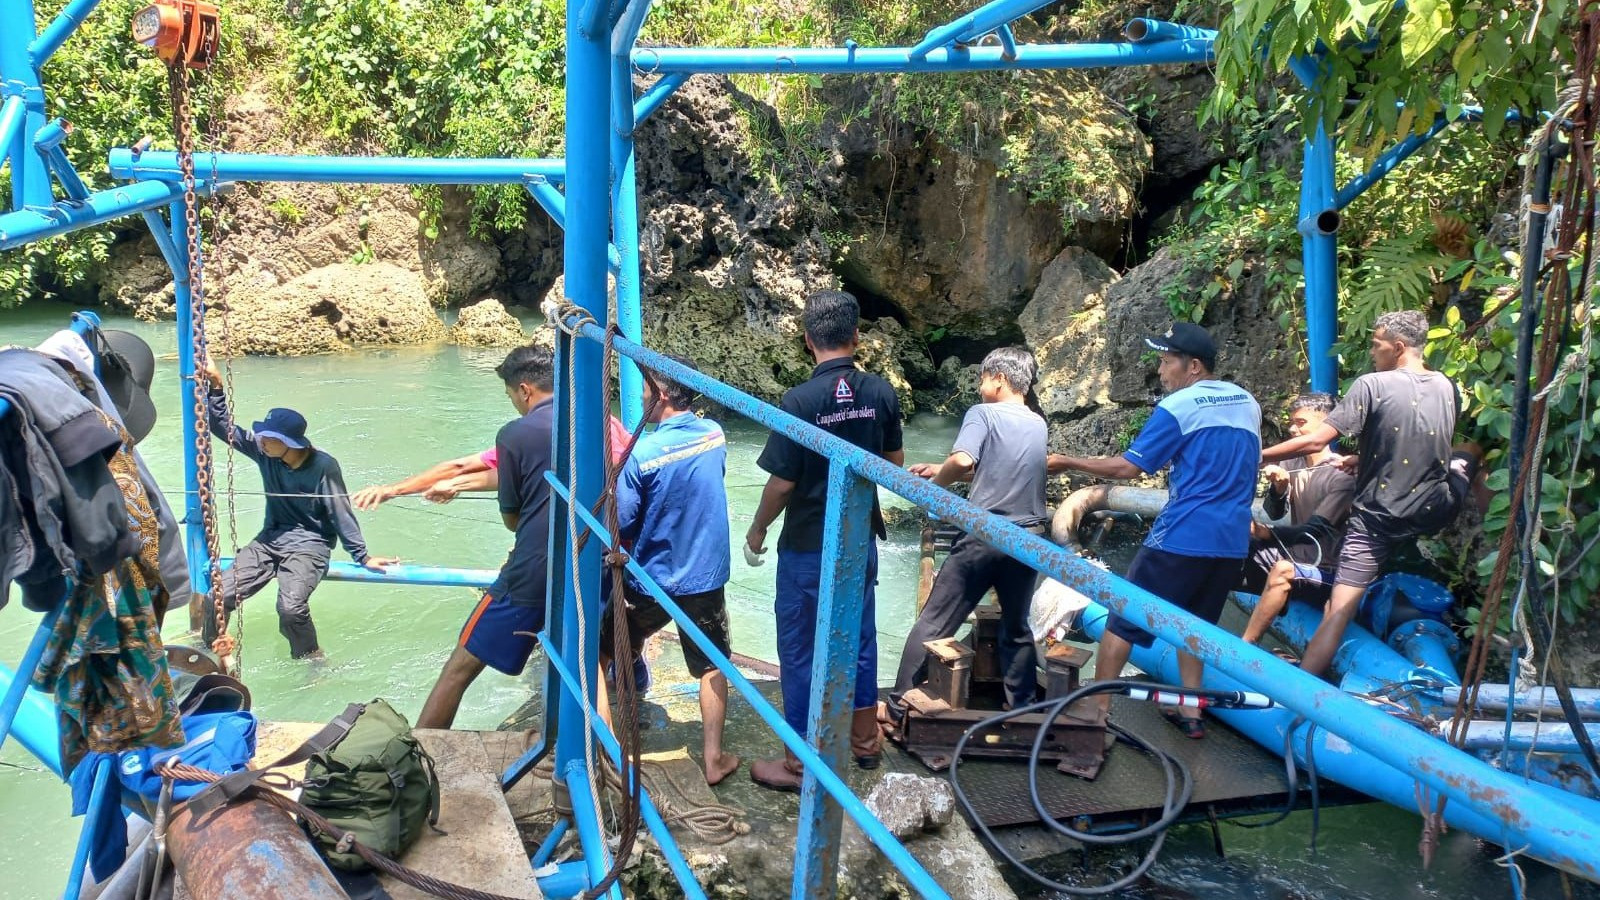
[535,861,592,900]
[566,319,1600,879]
[561,765,618,900]
[632,73,689,125]
[523,181,624,272]
[1,0,54,211]
[1123,17,1218,43]
[169,200,214,624]
[0,178,188,250]
[531,817,570,868]
[0,662,62,777]
[542,473,950,899]
[1335,114,1455,210]
[0,607,63,768]
[630,39,1215,75]
[994,24,1018,59]
[43,144,89,201]
[0,95,24,170]
[108,150,566,186]
[62,755,111,898]
[32,115,67,149]
[27,0,102,68]
[1454,721,1600,754]
[1300,116,1340,394]
[908,0,1055,59]
[611,0,651,428]
[538,626,710,900]
[555,1,615,892]
[220,558,501,589]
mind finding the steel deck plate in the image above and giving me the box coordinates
[950,693,1367,829]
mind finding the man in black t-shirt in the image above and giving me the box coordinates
[746,290,904,791]
[1262,311,1476,676]
[417,345,556,729]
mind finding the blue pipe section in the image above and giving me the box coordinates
[1,0,53,211]
[1387,619,1460,678]
[555,1,615,891]
[0,663,62,777]
[908,0,1055,59]
[794,467,877,897]
[1335,114,1454,210]
[540,475,950,899]
[565,319,1600,879]
[994,24,1018,60]
[0,178,187,250]
[523,180,623,272]
[630,39,1215,74]
[169,200,214,621]
[0,95,25,172]
[1123,18,1218,43]
[632,73,689,125]
[43,145,89,201]
[540,630,709,900]
[32,115,66,149]
[531,816,570,868]
[317,560,499,589]
[1456,721,1600,754]
[27,0,102,68]
[1446,685,1600,719]
[535,860,591,900]
[610,0,651,429]
[1300,115,1340,394]
[0,608,63,770]
[1073,599,1554,846]
[62,755,111,899]
[108,150,566,186]
[561,766,620,900]
[502,735,548,791]
[0,309,96,419]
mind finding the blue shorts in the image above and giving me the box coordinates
[459,592,544,676]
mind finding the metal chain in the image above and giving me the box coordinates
[170,61,234,672]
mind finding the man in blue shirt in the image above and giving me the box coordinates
[1049,323,1261,738]
[417,345,556,729]
[596,356,739,784]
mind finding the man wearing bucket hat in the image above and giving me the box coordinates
[1047,322,1261,739]
[199,360,398,660]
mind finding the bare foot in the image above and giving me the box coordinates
[705,752,742,786]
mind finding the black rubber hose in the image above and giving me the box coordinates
[948,680,1194,896]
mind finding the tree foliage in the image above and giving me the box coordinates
[1208,0,1574,153]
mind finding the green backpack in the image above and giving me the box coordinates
[299,699,442,871]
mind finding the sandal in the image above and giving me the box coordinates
[1161,708,1206,740]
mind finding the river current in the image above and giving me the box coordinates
[0,307,1587,899]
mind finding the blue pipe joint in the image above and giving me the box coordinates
[1123,18,1217,43]
[1389,619,1461,676]
[534,860,591,900]
[1365,572,1453,639]
[1297,208,1341,237]
[34,117,71,151]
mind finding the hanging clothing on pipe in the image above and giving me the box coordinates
[0,348,134,611]
[35,328,192,611]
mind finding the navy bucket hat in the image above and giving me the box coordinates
[252,408,310,449]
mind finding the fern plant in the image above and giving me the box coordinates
[1344,231,1452,325]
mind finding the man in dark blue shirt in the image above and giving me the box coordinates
[597,356,739,784]
[417,345,556,729]
[200,361,397,660]
[746,290,904,790]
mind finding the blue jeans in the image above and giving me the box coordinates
[775,546,879,739]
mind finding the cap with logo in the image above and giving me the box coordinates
[1144,322,1217,369]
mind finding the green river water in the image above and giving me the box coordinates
[0,307,1589,899]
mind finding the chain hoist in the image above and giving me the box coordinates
[137,0,232,672]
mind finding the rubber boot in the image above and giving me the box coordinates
[750,748,805,793]
[852,706,882,769]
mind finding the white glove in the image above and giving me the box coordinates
[743,541,767,568]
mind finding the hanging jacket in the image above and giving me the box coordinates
[0,349,133,610]
[35,330,192,607]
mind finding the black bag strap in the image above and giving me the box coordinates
[187,702,366,817]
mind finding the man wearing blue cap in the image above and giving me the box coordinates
[1048,323,1261,739]
[200,361,397,659]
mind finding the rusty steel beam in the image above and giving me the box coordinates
[166,798,350,900]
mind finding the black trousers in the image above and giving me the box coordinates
[202,536,331,658]
[895,533,1040,708]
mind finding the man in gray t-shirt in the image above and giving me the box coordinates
[1262,311,1475,676]
[891,347,1047,712]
